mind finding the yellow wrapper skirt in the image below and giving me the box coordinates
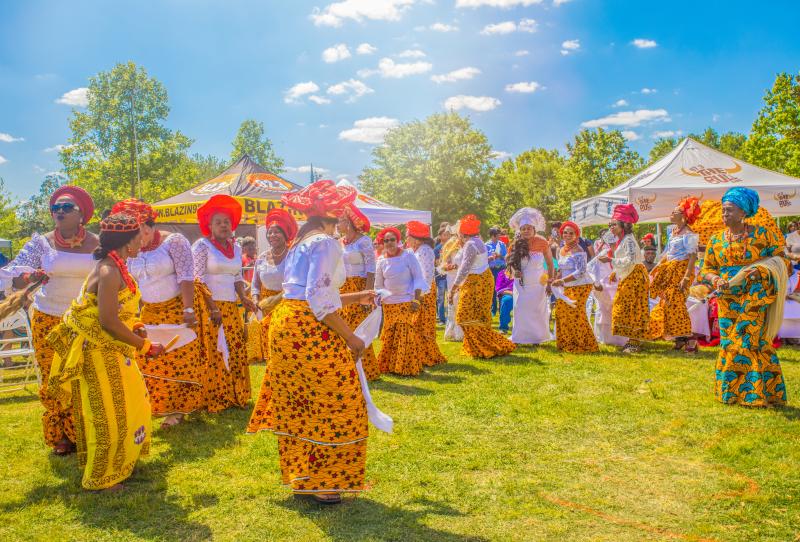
[204,299,250,412]
[555,284,598,353]
[611,264,650,341]
[647,258,692,340]
[456,270,516,358]
[379,302,426,376]
[415,280,447,366]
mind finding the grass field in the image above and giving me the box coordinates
[1,335,799,542]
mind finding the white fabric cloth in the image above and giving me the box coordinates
[129,233,194,304]
[374,250,426,305]
[442,245,464,341]
[411,244,435,293]
[4,233,95,317]
[192,238,244,302]
[591,260,628,346]
[143,324,198,352]
[453,236,489,286]
[687,296,711,339]
[353,304,393,433]
[283,233,346,320]
[780,272,800,338]
[251,252,287,294]
[611,234,643,282]
[342,235,377,278]
[663,231,699,262]
[511,252,552,345]
[509,207,546,233]
[786,231,800,254]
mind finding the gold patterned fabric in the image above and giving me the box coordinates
[31,309,76,448]
[46,283,151,490]
[456,269,516,358]
[204,300,250,411]
[378,302,425,376]
[611,263,650,341]
[339,277,380,380]
[248,287,282,430]
[647,259,692,340]
[415,280,447,366]
[555,284,598,353]
[248,299,367,494]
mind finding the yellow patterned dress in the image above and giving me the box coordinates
[454,237,515,358]
[702,224,789,407]
[554,249,598,353]
[46,282,151,490]
[412,244,447,367]
[610,234,650,341]
[647,231,697,340]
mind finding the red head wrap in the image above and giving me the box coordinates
[559,221,581,238]
[342,204,371,233]
[265,208,298,243]
[100,212,140,233]
[459,214,481,236]
[50,185,95,224]
[111,199,157,225]
[406,220,430,239]
[678,196,702,225]
[281,179,356,219]
[642,233,655,242]
[611,203,639,224]
[376,227,402,245]
[197,195,242,237]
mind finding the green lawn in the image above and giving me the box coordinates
[1,336,799,542]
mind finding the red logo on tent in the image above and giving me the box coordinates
[680,162,743,184]
[246,173,294,192]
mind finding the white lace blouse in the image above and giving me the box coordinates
[557,250,592,286]
[412,244,435,294]
[342,235,377,279]
[283,233,346,320]
[453,236,490,287]
[192,238,244,302]
[128,233,194,304]
[611,234,643,281]
[251,253,287,295]
[375,249,426,305]
[4,233,95,317]
[663,232,699,262]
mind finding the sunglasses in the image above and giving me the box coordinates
[50,202,79,214]
[382,237,397,243]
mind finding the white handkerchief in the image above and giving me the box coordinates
[217,326,230,371]
[353,306,393,433]
[551,286,577,308]
[143,324,197,352]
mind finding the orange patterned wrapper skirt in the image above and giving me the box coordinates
[647,258,692,340]
[456,270,516,358]
[611,264,650,341]
[379,302,426,376]
[555,284,598,353]
[204,299,251,412]
[339,277,381,380]
[249,299,367,494]
[415,281,447,366]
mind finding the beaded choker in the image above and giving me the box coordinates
[54,226,86,249]
[142,229,162,252]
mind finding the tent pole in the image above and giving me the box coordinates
[657,223,662,253]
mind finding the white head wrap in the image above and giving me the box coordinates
[509,207,546,233]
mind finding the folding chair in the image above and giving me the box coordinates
[0,308,39,393]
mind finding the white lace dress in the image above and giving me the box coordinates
[511,252,553,345]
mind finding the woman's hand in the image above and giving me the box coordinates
[358,290,378,306]
[210,308,222,326]
[133,325,148,339]
[593,283,604,292]
[346,334,365,360]
[410,299,421,313]
[241,296,259,314]
[598,255,611,263]
[746,268,761,281]
[448,285,459,305]
[183,309,197,328]
[23,269,49,285]
[551,278,564,288]
[147,342,166,359]
[679,276,691,292]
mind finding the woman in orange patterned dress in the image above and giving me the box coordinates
[251,180,375,504]
[337,204,380,380]
[192,195,259,412]
[406,221,447,367]
[376,227,428,376]
[449,215,516,358]
[4,185,97,455]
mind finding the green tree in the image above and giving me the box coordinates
[17,173,64,236]
[60,61,194,212]
[744,71,800,176]
[230,120,284,173]
[360,112,495,225]
[0,177,20,250]
[648,137,678,163]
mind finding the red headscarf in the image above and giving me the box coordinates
[197,194,242,237]
[342,204,371,233]
[406,220,430,239]
[50,185,95,224]
[282,179,356,219]
[265,208,298,243]
[111,199,157,225]
[642,233,655,244]
[376,227,402,245]
[559,220,581,238]
[678,196,702,225]
[459,214,481,236]
[611,203,639,224]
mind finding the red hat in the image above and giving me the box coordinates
[611,203,639,224]
[559,220,581,238]
[342,204,371,233]
[100,212,140,233]
[282,179,356,219]
[111,199,157,225]
[642,233,655,241]
[376,227,402,245]
[265,208,298,243]
[678,196,702,225]
[197,195,242,237]
[50,185,95,224]
[459,214,481,236]
[406,220,430,239]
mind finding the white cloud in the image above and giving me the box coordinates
[356,43,377,55]
[514,49,530,56]
[375,57,432,78]
[492,150,513,161]
[444,95,501,112]
[33,165,46,173]
[310,0,417,27]
[44,144,71,153]
[308,95,332,105]
[621,130,640,141]
[612,99,628,108]
[327,79,374,102]
[457,0,543,7]
[322,43,352,63]
[553,0,571,5]
[560,39,580,55]
[631,38,657,49]
[320,124,329,128]
[396,49,426,58]
[431,67,481,84]
[581,108,670,128]
[0,155,6,165]
[651,130,682,139]
[286,165,330,174]
[0,133,24,143]
[55,87,88,107]
[712,113,721,122]
[505,81,542,93]
[640,87,657,94]
[339,116,400,144]
[480,18,536,35]
[284,81,320,104]
[430,22,459,32]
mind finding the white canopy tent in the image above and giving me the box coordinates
[571,137,800,227]
[336,179,432,226]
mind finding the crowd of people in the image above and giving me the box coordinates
[1,180,792,502]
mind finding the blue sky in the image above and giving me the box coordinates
[1,0,798,200]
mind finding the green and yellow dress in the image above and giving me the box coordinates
[47,282,152,490]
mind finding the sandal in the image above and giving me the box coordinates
[685,340,698,355]
[53,439,76,456]
[312,493,342,505]
[673,337,687,350]
[160,414,184,429]
[622,343,641,354]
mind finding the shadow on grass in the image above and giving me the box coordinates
[490,353,546,366]
[281,496,488,541]
[0,391,38,405]
[425,363,490,376]
[418,372,465,385]
[157,406,248,463]
[775,404,800,421]
[372,380,434,396]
